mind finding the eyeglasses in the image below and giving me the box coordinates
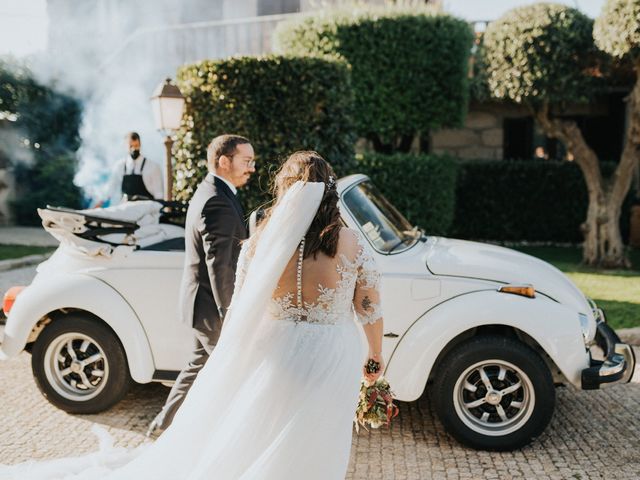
[230,155,255,168]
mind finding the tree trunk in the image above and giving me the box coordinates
[534,80,640,268]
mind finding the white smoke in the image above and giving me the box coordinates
[28,0,230,205]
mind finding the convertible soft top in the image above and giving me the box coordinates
[38,201,185,257]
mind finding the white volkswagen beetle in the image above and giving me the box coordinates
[0,174,635,451]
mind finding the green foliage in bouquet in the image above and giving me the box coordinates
[274,6,473,153]
[173,55,356,212]
[354,377,399,432]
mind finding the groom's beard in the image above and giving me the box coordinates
[236,172,253,187]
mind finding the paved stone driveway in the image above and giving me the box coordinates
[0,351,638,479]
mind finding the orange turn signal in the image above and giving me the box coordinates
[3,286,26,315]
[498,285,535,298]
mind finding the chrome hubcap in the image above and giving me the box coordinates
[453,359,535,437]
[44,333,109,401]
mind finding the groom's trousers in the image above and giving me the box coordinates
[150,326,218,432]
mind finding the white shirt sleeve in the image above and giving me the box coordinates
[143,158,164,200]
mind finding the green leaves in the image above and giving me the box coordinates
[275,7,473,152]
[451,160,633,242]
[173,56,356,211]
[482,3,600,106]
[0,58,82,224]
[594,0,640,59]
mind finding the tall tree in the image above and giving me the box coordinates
[483,3,636,267]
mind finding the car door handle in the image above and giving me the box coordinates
[384,332,399,338]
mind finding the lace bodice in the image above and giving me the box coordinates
[233,229,382,326]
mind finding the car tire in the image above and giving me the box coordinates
[432,335,555,451]
[31,314,131,413]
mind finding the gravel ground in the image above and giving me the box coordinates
[0,346,638,479]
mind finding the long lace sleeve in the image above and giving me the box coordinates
[353,239,383,325]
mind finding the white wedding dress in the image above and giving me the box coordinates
[0,182,383,480]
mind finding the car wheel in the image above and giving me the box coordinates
[31,314,131,413]
[432,335,555,451]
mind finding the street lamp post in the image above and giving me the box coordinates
[150,78,185,201]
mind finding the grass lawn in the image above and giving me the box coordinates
[0,245,55,261]
[514,246,640,330]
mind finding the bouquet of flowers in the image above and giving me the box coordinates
[354,376,399,432]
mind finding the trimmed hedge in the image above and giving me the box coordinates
[174,55,356,210]
[353,153,458,236]
[482,3,600,106]
[451,159,631,243]
[275,8,473,152]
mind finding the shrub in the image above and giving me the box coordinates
[275,7,473,153]
[451,159,632,243]
[174,55,356,210]
[594,0,640,59]
[354,153,458,235]
[1,58,83,225]
[11,154,82,226]
[482,3,600,106]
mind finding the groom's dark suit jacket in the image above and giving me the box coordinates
[179,174,248,336]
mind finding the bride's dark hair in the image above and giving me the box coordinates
[252,150,341,259]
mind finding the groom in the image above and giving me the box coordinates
[148,134,255,436]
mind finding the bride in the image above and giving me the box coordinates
[0,151,385,480]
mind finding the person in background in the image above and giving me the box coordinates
[105,131,164,206]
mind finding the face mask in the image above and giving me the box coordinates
[130,149,140,160]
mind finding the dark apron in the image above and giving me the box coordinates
[122,157,154,201]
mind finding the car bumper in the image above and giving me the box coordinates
[581,319,636,390]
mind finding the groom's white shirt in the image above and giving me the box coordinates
[212,173,237,195]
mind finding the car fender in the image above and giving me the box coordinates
[1,273,155,383]
[385,289,589,401]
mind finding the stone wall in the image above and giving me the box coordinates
[431,107,507,160]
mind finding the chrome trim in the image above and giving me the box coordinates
[615,343,635,384]
[587,297,605,324]
[339,176,420,256]
[581,318,636,389]
[577,313,590,344]
[599,352,626,377]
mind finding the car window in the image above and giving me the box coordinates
[342,181,419,253]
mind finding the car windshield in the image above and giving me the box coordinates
[342,180,421,253]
